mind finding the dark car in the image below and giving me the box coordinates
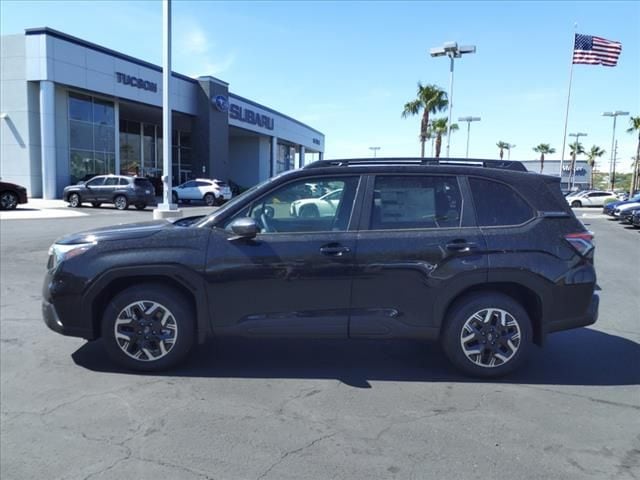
[620,207,640,224]
[43,158,599,378]
[62,175,156,210]
[632,210,640,228]
[0,181,28,210]
[602,193,640,215]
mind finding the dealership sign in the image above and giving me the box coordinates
[229,104,274,130]
[116,72,157,92]
[214,95,229,112]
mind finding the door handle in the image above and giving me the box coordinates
[446,241,478,253]
[320,244,351,256]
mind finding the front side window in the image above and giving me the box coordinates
[370,175,462,230]
[469,178,534,227]
[103,177,119,186]
[85,177,105,187]
[227,177,359,234]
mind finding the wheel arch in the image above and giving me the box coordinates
[439,282,544,346]
[84,267,211,344]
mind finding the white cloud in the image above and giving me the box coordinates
[175,19,236,77]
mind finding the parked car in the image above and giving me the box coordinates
[603,193,640,216]
[290,189,343,217]
[566,190,616,208]
[43,158,598,378]
[613,200,640,219]
[0,181,28,210]
[632,210,640,228]
[62,175,156,210]
[171,179,232,206]
[619,207,640,224]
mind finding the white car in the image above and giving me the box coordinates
[290,189,343,217]
[172,179,232,206]
[567,190,616,208]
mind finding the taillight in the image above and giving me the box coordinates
[565,232,595,256]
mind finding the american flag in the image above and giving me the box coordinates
[573,34,622,67]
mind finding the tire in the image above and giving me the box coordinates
[441,292,532,378]
[68,193,82,208]
[101,284,196,372]
[91,202,102,208]
[135,203,147,210]
[204,193,216,207]
[114,195,129,210]
[0,191,19,210]
[299,204,320,218]
[571,200,582,208]
[172,192,179,204]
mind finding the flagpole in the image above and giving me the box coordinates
[560,24,578,190]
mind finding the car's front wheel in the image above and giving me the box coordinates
[204,193,216,207]
[0,191,19,210]
[571,200,582,208]
[172,192,179,204]
[68,193,82,208]
[101,285,195,371]
[441,292,532,378]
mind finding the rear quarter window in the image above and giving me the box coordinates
[134,178,153,188]
[469,178,534,227]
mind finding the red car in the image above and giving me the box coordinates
[0,181,28,210]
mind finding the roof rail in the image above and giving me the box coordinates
[303,158,528,172]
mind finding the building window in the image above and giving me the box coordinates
[68,92,115,183]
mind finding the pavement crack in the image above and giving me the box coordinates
[519,385,640,411]
[256,432,337,480]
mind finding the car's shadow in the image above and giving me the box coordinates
[72,328,640,387]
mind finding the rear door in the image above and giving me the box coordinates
[350,174,487,338]
[99,176,120,202]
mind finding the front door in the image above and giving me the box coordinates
[205,175,362,337]
[350,174,487,337]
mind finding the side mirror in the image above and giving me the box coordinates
[229,217,258,240]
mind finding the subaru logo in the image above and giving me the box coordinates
[214,95,229,113]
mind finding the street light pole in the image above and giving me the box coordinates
[430,42,476,158]
[507,143,516,161]
[602,111,629,191]
[568,132,587,190]
[369,146,381,158]
[458,116,481,158]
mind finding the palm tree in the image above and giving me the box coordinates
[568,141,585,189]
[586,145,605,188]
[496,141,509,160]
[431,117,459,158]
[532,144,555,173]
[402,83,448,158]
[627,116,640,195]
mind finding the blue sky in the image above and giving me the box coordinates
[2,1,639,171]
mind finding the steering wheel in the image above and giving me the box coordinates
[260,210,276,233]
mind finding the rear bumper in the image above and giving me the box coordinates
[546,293,599,334]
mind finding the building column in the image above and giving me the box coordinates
[114,101,120,174]
[39,81,56,199]
[271,136,278,177]
[299,145,305,168]
[319,151,324,161]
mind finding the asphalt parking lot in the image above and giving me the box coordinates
[1,205,638,480]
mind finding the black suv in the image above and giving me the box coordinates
[62,175,156,210]
[43,159,599,377]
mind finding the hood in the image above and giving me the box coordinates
[55,220,173,245]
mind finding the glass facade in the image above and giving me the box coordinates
[68,93,115,183]
[276,144,296,175]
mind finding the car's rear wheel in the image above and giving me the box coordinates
[300,204,320,217]
[101,285,195,371]
[441,292,532,378]
[0,191,19,210]
[204,193,216,207]
[114,195,129,210]
[135,203,147,210]
[172,191,179,204]
[68,193,82,208]
[91,202,101,208]
[571,200,582,208]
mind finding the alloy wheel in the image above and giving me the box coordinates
[0,192,18,210]
[459,308,521,368]
[114,300,178,362]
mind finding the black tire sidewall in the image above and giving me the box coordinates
[0,192,18,210]
[204,193,215,206]
[571,201,581,208]
[441,292,532,378]
[101,285,195,371]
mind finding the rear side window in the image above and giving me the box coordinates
[119,178,129,186]
[469,178,534,227]
[370,175,462,230]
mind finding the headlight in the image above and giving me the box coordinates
[47,242,96,270]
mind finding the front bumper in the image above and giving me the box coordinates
[42,298,93,339]
[546,293,599,334]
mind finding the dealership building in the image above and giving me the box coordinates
[0,28,325,198]
[520,160,591,190]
